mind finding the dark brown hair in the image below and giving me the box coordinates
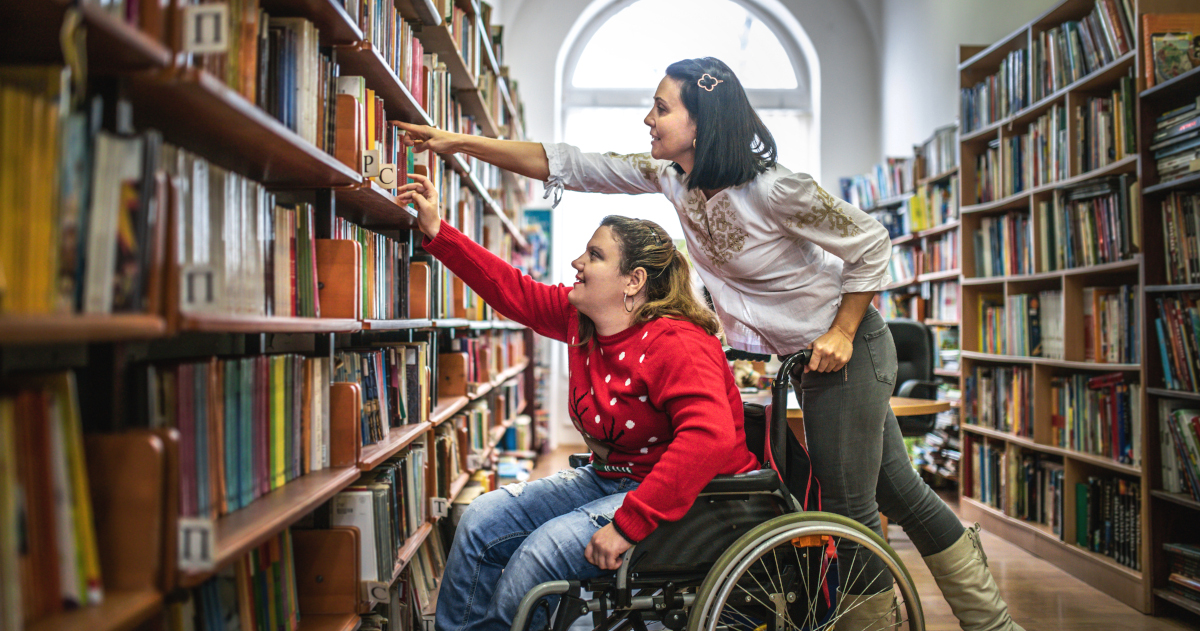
[576,216,721,347]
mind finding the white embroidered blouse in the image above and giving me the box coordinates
[542,143,891,355]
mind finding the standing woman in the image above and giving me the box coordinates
[398,58,1022,631]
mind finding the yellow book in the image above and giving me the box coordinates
[0,85,18,313]
[272,355,286,489]
[52,372,103,606]
[0,397,21,630]
[365,87,376,153]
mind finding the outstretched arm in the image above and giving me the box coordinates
[397,172,572,343]
[397,121,550,180]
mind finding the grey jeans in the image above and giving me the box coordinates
[792,306,963,595]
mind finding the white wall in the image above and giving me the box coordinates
[878,0,1056,156]
[498,0,884,188]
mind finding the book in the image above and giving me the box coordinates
[1152,33,1196,85]
[1142,14,1200,88]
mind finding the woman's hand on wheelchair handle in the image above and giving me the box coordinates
[805,326,853,373]
[586,523,632,570]
[395,171,441,240]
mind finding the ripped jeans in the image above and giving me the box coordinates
[435,465,639,631]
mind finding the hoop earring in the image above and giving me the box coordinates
[692,139,696,148]
[623,293,635,313]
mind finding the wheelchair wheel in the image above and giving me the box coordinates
[688,512,923,631]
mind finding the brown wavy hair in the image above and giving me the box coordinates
[576,216,720,347]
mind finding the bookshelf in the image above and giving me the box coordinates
[0,0,544,629]
[955,0,1200,617]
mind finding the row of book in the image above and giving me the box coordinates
[334,217,411,320]
[1160,191,1200,285]
[876,290,918,321]
[924,231,958,274]
[872,179,960,240]
[1008,451,1065,535]
[0,373,102,628]
[1001,293,1043,358]
[964,365,1033,437]
[1152,293,1200,393]
[336,344,433,445]
[0,71,171,316]
[1164,543,1200,606]
[837,156,915,211]
[967,439,1009,511]
[932,325,960,370]
[1076,474,1141,570]
[1050,372,1142,465]
[1022,104,1069,189]
[196,8,337,153]
[1039,175,1140,273]
[886,246,919,285]
[1076,76,1137,174]
[1030,0,1136,101]
[916,125,958,180]
[149,355,333,519]
[170,529,301,631]
[973,212,1034,278]
[1082,285,1139,364]
[973,138,1008,203]
[1150,98,1200,184]
[1157,401,1200,502]
[961,48,1028,134]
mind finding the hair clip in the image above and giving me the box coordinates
[697,73,723,92]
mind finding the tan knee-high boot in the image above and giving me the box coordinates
[922,524,1025,631]
[832,589,897,631]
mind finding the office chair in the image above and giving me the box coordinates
[887,318,941,436]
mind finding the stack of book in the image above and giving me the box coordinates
[969,438,1008,510]
[933,326,960,370]
[1158,402,1200,502]
[960,48,1028,134]
[1050,372,1142,465]
[0,373,103,625]
[965,365,1033,436]
[1151,99,1200,184]
[1164,543,1200,606]
[1151,294,1200,392]
[838,156,915,211]
[1160,191,1200,284]
[1076,474,1141,570]
[1030,0,1136,100]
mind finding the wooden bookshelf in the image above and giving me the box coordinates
[334,41,433,125]
[933,367,961,377]
[179,467,362,588]
[955,0,1171,612]
[362,318,435,330]
[25,590,163,631]
[1142,171,1200,196]
[0,0,172,72]
[0,313,167,345]
[359,422,433,470]
[919,167,959,186]
[126,68,361,189]
[260,0,363,45]
[335,181,420,230]
[297,613,363,631]
[432,396,472,425]
[177,314,362,334]
[1151,490,1200,512]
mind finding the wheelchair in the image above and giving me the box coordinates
[510,349,924,631]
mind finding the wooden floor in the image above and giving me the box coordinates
[530,447,1200,630]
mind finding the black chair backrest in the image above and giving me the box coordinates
[889,318,934,389]
[886,319,939,436]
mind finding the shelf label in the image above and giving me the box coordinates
[365,580,389,602]
[377,164,398,188]
[466,454,482,471]
[181,265,219,310]
[363,150,381,177]
[179,517,216,572]
[183,4,230,54]
[430,497,449,519]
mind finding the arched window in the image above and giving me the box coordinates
[555,0,816,256]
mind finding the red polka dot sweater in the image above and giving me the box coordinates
[423,225,759,542]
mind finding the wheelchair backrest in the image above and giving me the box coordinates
[742,402,821,512]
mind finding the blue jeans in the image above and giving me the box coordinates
[435,466,639,631]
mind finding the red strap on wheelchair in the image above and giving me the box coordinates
[763,404,821,512]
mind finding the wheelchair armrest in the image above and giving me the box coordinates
[568,452,591,469]
[897,379,940,399]
[699,469,783,495]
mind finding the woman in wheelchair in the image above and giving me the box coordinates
[398,173,760,631]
